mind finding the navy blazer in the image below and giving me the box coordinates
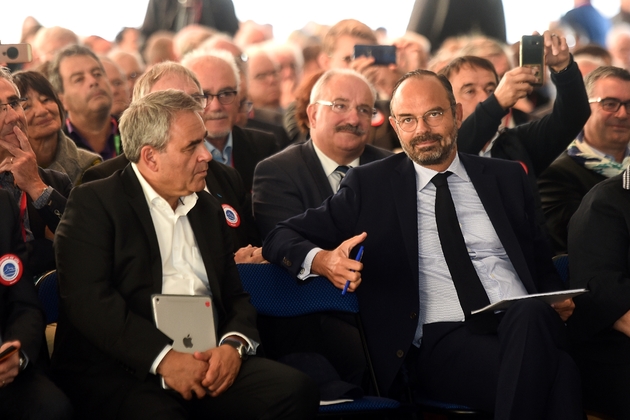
[263,152,561,394]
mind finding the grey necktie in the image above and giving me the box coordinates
[334,165,350,191]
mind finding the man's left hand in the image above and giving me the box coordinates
[551,298,575,321]
[542,30,570,72]
[0,126,47,200]
[0,341,22,387]
[194,343,242,397]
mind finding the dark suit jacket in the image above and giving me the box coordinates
[263,152,561,395]
[232,126,279,193]
[52,165,259,413]
[0,190,44,365]
[538,151,607,255]
[28,168,72,276]
[140,0,239,37]
[245,117,292,150]
[567,173,630,349]
[253,139,392,239]
[82,153,260,248]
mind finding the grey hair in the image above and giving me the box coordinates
[309,68,376,104]
[0,67,20,96]
[182,48,241,91]
[120,89,203,163]
[132,61,202,101]
[584,66,630,97]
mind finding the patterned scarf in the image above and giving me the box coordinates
[566,139,630,178]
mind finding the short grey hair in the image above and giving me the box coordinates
[132,61,202,101]
[584,66,630,97]
[120,89,203,163]
[309,68,376,104]
[181,48,241,92]
[0,67,20,96]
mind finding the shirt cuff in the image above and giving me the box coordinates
[31,185,53,209]
[219,333,258,355]
[297,248,323,280]
[150,344,172,375]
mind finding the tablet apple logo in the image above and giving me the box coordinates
[183,334,193,348]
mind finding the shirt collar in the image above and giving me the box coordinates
[578,132,630,161]
[205,132,233,165]
[131,162,198,216]
[413,153,469,191]
[312,141,360,176]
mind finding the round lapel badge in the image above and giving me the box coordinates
[371,109,385,127]
[0,254,23,286]
[221,204,241,228]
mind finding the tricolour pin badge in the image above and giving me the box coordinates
[221,204,241,228]
[0,254,23,286]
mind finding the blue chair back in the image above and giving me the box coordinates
[553,254,569,284]
[35,270,59,324]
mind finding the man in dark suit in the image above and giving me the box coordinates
[263,70,581,418]
[0,190,72,419]
[253,69,390,386]
[539,66,630,255]
[52,90,318,419]
[567,169,630,419]
[182,49,278,194]
[0,67,71,276]
[253,69,391,240]
[82,61,261,259]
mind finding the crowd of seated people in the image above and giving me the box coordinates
[3,1,630,418]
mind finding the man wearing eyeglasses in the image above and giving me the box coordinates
[252,69,390,386]
[262,69,582,418]
[0,67,72,276]
[539,66,630,255]
[182,49,278,194]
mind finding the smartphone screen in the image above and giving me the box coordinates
[354,45,396,66]
[520,35,544,86]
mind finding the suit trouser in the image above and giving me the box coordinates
[56,356,319,420]
[413,299,583,420]
[0,368,73,420]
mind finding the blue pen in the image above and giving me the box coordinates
[342,246,364,295]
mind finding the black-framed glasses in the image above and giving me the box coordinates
[315,100,376,119]
[589,97,630,114]
[393,107,452,132]
[202,90,238,105]
[0,97,27,119]
[190,94,208,109]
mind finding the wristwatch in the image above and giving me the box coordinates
[222,338,248,361]
[18,351,27,372]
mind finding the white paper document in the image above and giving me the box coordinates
[471,289,588,315]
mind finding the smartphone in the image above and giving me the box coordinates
[520,35,544,86]
[354,45,396,66]
[0,345,17,363]
[0,44,32,64]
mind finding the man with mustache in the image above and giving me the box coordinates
[49,45,120,160]
[252,69,390,388]
[181,49,278,193]
[253,69,391,239]
[263,69,582,418]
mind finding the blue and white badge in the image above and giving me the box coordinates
[221,204,241,228]
[0,254,23,286]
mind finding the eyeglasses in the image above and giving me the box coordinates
[393,108,452,132]
[253,70,279,81]
[190,93,208,109]
[589,97,630,114]
[315,100,376,119]
[201,90,238,106]
[0,98,27,119]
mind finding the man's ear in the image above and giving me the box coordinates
[306,103,318,129]
[317,52,330,71]
[454,103,463,128]
[140,145,159,171]
[388,116,399,135]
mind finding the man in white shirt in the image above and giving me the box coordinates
[52,90,318,419]
[263,70,581,419]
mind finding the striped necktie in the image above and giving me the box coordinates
[334,165,350,191]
